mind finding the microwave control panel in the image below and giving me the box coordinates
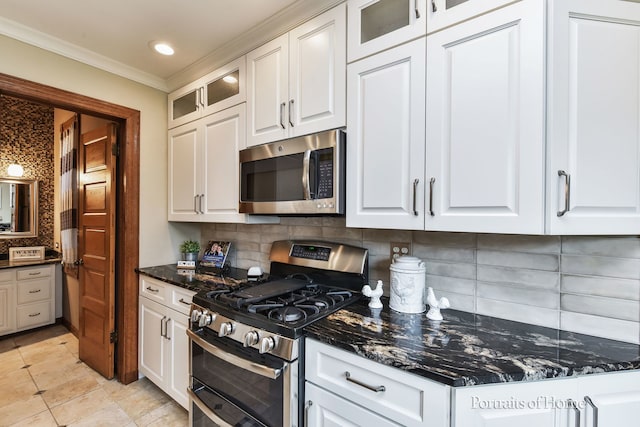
[316,148,334,199]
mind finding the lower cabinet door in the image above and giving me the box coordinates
[305,382,401,426]
[166,312,189,409]
[139,296,167,387]
[577,371,640,427]
[16,301,51,329]
[0,283,16,335]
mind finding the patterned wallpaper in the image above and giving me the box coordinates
[0,95,54,253]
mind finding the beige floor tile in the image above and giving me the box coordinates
[0,349,26,376]
[0,366,32,390]
[0,375,38,407]
[135,400,188,427]
[50,388,116,426]
[114,380,171,421]
[67,402,133,427]
[18,340,73,365]
[13,325,68,347]
[0,394,48,426]
[42,372,100,408]
[30,358,87,390]
[9,409,58,427]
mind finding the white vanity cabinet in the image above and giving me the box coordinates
[0,264,55,337]
[304,339,450,427]
[346,37,426,230]
[168,56,245,129]
[347,0,426,62]
[546,0,640,234]
[425,0,545,234]
[426,0,517,34]
[246,3,346,147]
[138,275,194,409]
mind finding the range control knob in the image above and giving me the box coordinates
[218,321,235,337]
[190,309,202,324]
[243,330,260,347]
[259,336,276,354]
[198,311,215,327]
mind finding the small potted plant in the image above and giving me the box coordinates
[179,240,200,261]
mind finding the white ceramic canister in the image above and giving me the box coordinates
[389,256,426,313]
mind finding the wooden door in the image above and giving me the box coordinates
[78,124,117,379]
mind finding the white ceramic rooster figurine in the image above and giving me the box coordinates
[362,280,384,309]
[426,287,450,321]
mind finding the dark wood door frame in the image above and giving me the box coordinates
[0,72,140,384]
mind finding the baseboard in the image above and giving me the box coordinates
[60,317,79,337]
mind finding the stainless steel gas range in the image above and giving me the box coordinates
[188,240,368,427]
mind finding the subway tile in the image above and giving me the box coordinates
[477,282,559,309]
[286,226,323,239]
[322,226,363,241]
[425,261,476,280]
[561,275,640,301]
[211,223,238,232]
[433,290,475,313]
[412,231,477,248]
[259,232,290,244]
[477,265,559,290]
[560,294,639,322]
[322,217,347,228]
[413,245,476,263]
[477,234,561,254]
[281,217,324,226]
[426,275,475,296]
[362,229,413,242]
[477,249,559,271]
[477,298,559,329]
[362,241,391,257]
[561,255,640,280]
[562,236,640,259]
[232,241,261,252]
[560,311,640,344]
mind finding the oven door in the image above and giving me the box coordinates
[188,328,296,427]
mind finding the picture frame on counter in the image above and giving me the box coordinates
[9,245,45,262]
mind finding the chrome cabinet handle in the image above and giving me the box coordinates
[28,312,41,317]
[431,0,437,12]
[557,170,571,217]
[280,102,286,129]
[200,87,205,108]
[344,371,385,393]
[415,0,421,18]
[28,272,41,276]
[29,289,41,294]
[160,316,167,338]
[584,396,598,427]
[302,150,311,200]
[146,286,159,293]
[429,177,436,216]
[178,298,191,305]
[199,193,204,214]
[568,399,580,427]
[304,401,313,427]
[165,318,171,340]
[289,99,294,127]
[412,178,420,216]
[195,87,200,110]
[194,195,198,213]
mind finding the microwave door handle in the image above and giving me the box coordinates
[302,149,311,200]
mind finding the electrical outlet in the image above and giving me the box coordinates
[390,242,411,260]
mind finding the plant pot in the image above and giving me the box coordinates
[182,252,198,262]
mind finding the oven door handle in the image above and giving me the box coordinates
[187,329,284,379]
[188,387,233,427]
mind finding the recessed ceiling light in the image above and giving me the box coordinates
[150,41,174,56]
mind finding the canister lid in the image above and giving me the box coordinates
[391,255,425,271]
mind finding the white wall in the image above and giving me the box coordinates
[0,34,199,267]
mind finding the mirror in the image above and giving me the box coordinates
[0,178,38,238]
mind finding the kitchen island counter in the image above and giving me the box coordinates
[305,297,640,387]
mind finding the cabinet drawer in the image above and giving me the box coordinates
[17,265,51,280]
[17,301,52,329]
[169,286,195,315]
[17,277,51,304]
[139,276,167,303]
[305,339,449,427]
[0,269,15,283]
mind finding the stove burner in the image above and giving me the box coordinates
[269,306,308,322]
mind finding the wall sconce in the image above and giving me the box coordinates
[7,164,24,177]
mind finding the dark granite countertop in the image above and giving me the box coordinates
[305,297,640,387]
[0,255,62,270]
[136,264,249,293]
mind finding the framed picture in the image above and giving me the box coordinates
[200,241,231,268]
[9,246,46,262]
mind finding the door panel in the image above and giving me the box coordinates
[78,124,116,379]
[168,124,200,220]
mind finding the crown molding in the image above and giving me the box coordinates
[0,16,168,92]
[165,0,344,92]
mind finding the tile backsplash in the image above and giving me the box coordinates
[202,218,640,344]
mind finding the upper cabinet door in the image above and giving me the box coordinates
[200,56,246,118]
[426,0,545,234]
[246,33,290,147]
[427,0,516,34]
[168,123,201,221]
[168,82,201,129]
[346,38,426,230]
[289,3,346,138]
[547,0,640,234]
[347,0,426,62]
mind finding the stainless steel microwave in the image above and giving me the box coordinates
[239,129,345,215]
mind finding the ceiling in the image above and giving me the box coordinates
[0,0,308,91]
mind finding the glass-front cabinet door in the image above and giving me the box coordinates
[427,0,514,33]
[347,0,426,62]
[168,56,246,129]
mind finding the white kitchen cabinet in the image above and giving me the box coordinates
[246,3,346,146]
[427,0,516,34]
[305,338,450,427]
[347,0,426,62]
[0,265,55,337]
[168,104,278,224]
[546,0,640,234]
[168,56,245,129]
[577,371,640,427]
[425,0,545,234]
[346,37,426,230]
[138,275,194,409]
